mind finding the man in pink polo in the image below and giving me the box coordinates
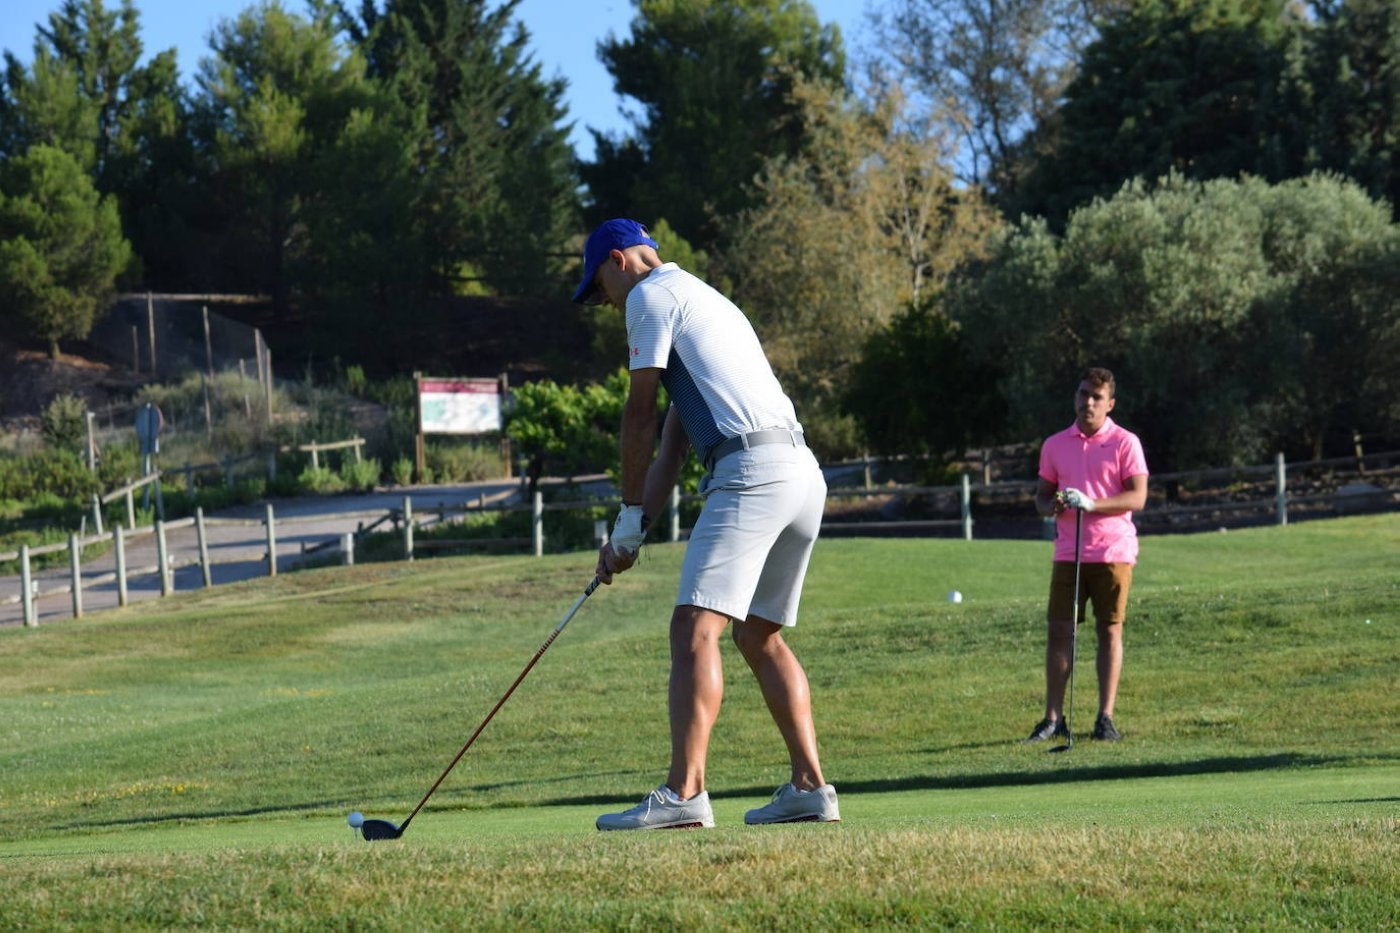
[1027,367,1149,743]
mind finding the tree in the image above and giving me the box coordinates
[189,2,425,323]
[950,172,1399,469]
[583,0,845,253]
[1246,175,1400,458]
[0,1,193,286]
[1011,0,1311,227]
[1307,0,1400,217]
[723,77,1002,457]
[875,0,1121,195]
[844,296,1006,475]
[0,46,99,169]
[0,144,132,358]
[337,0,580,296]
[504,371,628,494]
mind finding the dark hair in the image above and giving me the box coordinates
[1083,367,1116,398]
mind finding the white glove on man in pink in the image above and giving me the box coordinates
[1062,488,1096,512]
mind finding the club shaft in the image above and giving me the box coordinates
[398,576,600,832]
[1067,509,1083,746]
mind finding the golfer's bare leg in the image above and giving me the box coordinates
[1096,619,1123,718]
[1043,617,1074,721]
[667,605,728,800]
[733,615,826,791]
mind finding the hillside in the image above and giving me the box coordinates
[0,293,609,427]
[0,336,147,428]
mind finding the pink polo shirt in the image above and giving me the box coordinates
[1038,417,1149,564]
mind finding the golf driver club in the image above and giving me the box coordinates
[1049,507,1084,754]
[352,575,601,841]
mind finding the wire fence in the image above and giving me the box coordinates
[88,293,271,386]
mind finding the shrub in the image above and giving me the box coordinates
[96,441,141,488]
[0,449,99,500]
[339,457,381,492]
[426,440,503,483]
[41,393,88,451]
[297,466,345,494]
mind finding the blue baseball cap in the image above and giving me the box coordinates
[572,219,659,304]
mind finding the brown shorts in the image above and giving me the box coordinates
[1048,562,1133,625]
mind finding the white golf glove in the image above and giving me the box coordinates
[610,505,648,555]
[1062,488,1096,512]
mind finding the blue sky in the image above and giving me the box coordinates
[0,0,874,160]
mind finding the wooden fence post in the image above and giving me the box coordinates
[1275,453,1288,526]
[196,507,212,588]
[91,494,104,536]
[403,496,414,560]
[670,485,681,542]
[265,503,277,576]
[69,533,83,619]
[961,474,973,541]
[114,524,128,607]
[342,532,355,566]
[156,521,171,596]
[532,491,544,557]
[20,544,35,626]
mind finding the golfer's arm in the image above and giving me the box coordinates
[620,367,662,506]
[1095,473,1149,513]
[642,406,690,520]
[1034,479,1060,517]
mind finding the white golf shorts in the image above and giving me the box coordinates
[677,442,825,626]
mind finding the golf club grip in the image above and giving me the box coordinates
[399,577,600,831]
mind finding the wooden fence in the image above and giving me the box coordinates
[3,449,1395,628]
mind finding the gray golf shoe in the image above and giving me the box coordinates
[744,783,841,825]
[596,785,714,831]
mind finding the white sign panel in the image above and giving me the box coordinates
[419,378,501,434]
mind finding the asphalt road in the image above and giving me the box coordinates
[0,478,542,628]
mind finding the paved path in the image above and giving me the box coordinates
[0,479,556,628]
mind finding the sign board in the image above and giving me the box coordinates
[135,403,164,455]
[418,378,502,435]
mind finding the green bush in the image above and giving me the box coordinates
[391,457,413,486]
[339,457,381,492]
[0,449,99,501]
[41,394,87,451]
[160,477,267,516]
[297,466,346,494]
[96,441,141,488]
[425,440,502,483]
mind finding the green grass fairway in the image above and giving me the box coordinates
[2,514,1397,928]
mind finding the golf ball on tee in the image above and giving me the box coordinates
[348,811,364,828]
[948,590,963,604]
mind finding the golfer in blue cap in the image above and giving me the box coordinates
[576,219,839,830]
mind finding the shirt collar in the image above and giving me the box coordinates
[1072,415,1116,441]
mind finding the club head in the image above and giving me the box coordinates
[358,818,404,840]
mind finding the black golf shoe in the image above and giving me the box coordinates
[1023,717,1069,743]
[1092,713,1121,741]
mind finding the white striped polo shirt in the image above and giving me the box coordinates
[625,263,799,456]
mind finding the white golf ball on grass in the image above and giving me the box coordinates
[347,811,364,828]
[947,590,963,604]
